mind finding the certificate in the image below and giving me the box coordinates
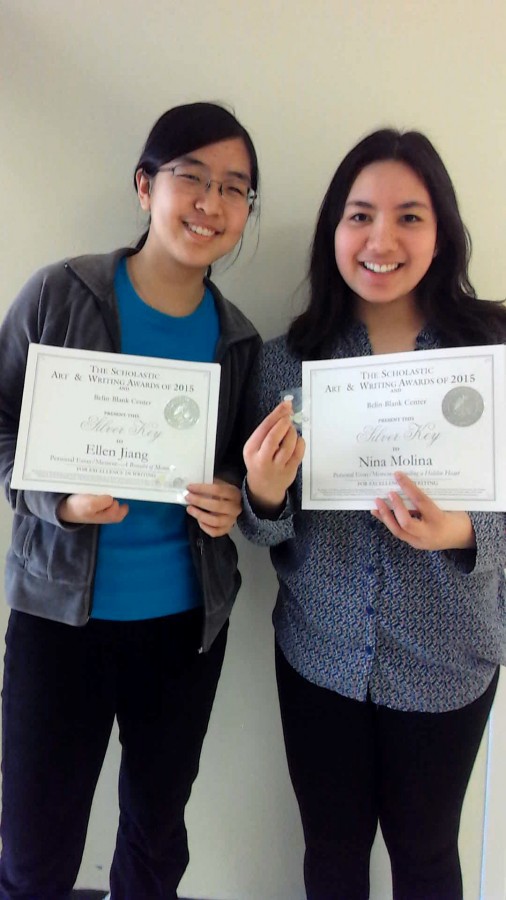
[11,345,221,503]
[302,345,506,511]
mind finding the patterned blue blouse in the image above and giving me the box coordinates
[239,323,506,712]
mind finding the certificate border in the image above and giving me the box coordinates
[303,345,505,511]
[13,345,220,502]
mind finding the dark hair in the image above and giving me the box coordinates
[288,128,506,358]
[133,102,259,259]
[134,101,258,194]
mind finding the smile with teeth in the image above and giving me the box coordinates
[362,261,402,273]
[186,223,218,237]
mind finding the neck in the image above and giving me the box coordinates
[127,246,207,317]
[355,294,426,355]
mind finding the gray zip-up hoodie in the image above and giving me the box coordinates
[0,248,261,651]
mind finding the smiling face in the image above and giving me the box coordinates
[136,137,252,276]
[334,160,438,319]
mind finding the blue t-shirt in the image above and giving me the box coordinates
[91,257,220,620]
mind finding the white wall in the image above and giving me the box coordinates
[1,2,505,898]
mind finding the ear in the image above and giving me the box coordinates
[135,168,152,212]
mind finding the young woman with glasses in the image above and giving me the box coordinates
[0,102,260,900]
[240,128,506,899]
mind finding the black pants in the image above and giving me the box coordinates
[0,609,227,900]
[275,643,498,900]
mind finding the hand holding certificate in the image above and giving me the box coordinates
[302,345,506,511]
[11,345,221,504]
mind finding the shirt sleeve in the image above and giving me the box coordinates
[239,476,295,546]
[238,338,299,547]
[443,511,506,575]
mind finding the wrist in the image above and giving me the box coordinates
[245,478,286,519]
[447,512,476,550]
[457,514,476,550]
[57,497,70,522]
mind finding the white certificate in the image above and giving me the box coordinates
[11,345,221,503]
[302,345,506,511]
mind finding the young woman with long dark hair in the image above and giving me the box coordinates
[241,128,506,900]
[0,101,261,900]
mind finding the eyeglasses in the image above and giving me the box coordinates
[156,162,256,208]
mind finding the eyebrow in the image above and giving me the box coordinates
[344,199,431,210]
[179,154,251,183]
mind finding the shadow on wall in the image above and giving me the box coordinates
[214,222,312,341]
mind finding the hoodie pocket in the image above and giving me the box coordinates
[11,516,36,562]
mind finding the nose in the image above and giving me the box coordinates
[366,216,397,253]
[194,180,223,214]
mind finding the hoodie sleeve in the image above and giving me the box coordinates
[0,268,82,528]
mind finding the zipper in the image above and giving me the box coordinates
[85,524,100,620]
[197,535,204,652]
